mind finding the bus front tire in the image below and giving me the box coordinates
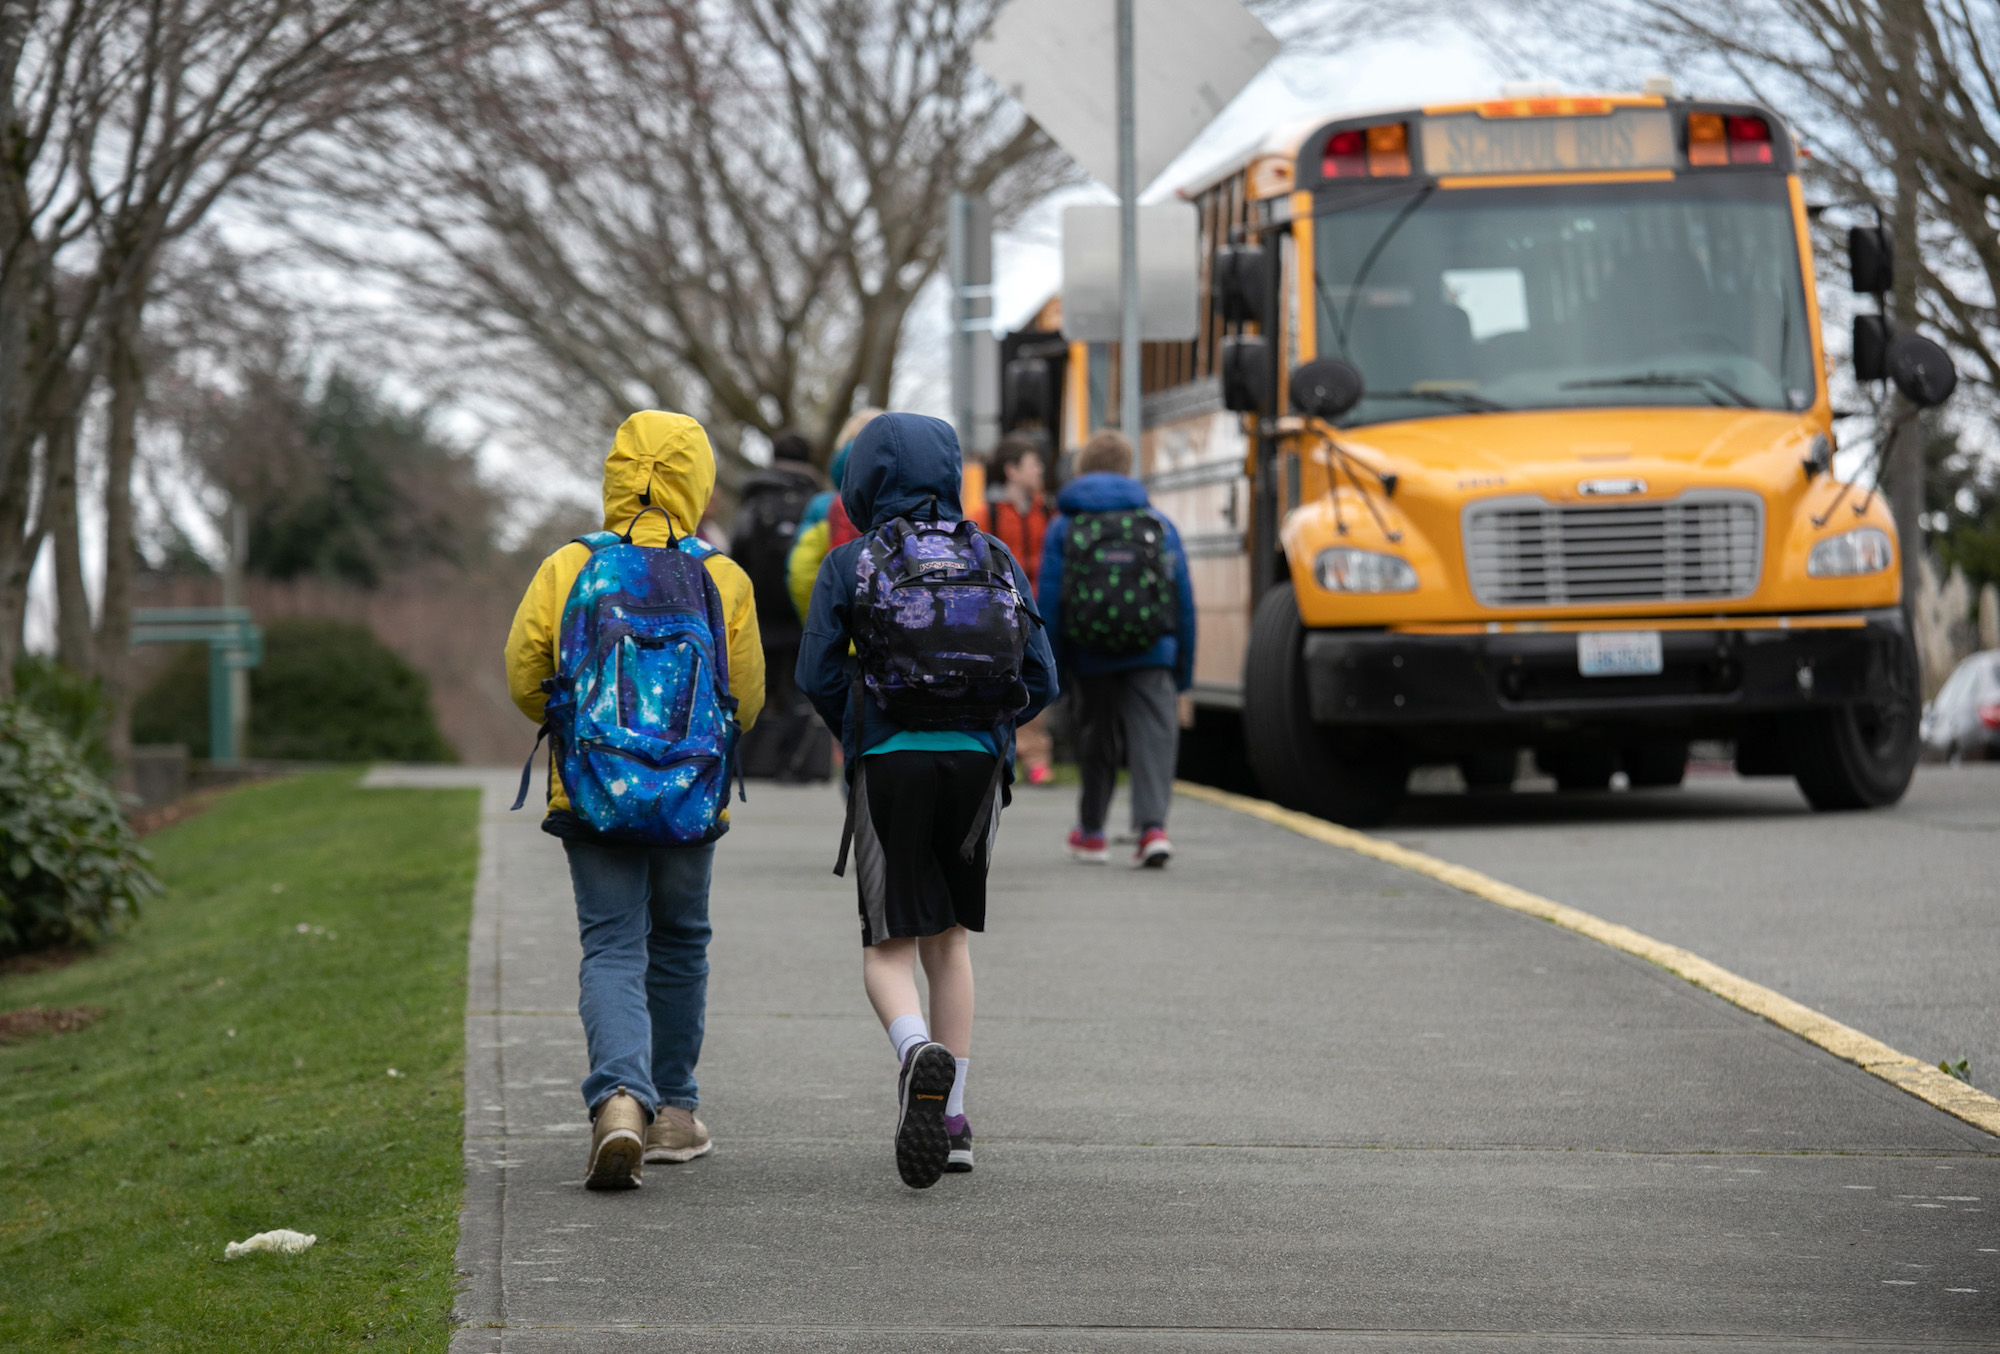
[1243,581,1407,827]
[1787,682,1920,811]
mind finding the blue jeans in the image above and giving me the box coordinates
[564,839,715,1116]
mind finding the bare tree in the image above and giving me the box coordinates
[283,0,1072,489]
[0,0,536,745]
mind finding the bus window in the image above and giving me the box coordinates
[1314,175,1815,424]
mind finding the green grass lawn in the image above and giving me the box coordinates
[0,770,479,1351]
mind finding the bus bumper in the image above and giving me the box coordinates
[1300,609,1914,728]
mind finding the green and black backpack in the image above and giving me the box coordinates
[1059,509,1177,656]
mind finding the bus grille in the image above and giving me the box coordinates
[1462,491,1763,606]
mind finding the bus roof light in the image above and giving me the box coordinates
[1687,112,1727,165]
[1367,122,1410,176]
[1322,128,1367,178]
[1727,115,1773,164]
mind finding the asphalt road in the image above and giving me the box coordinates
[1383,762,2000,1103]
[372,767,2000,1352]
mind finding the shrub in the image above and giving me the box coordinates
[10,656,113,776]
[130,617,456,763]
[0,703,158,956]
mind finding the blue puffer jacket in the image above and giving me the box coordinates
[1037,472,1197,690]
[796,413,1059,776]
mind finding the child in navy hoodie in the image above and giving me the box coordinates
[798,413,1058,1188]
[1037,430,1197,867]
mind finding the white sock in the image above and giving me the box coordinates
[946,1058,969,1118]
[887,1013,930,1064]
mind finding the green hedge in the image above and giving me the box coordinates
[0,703,158,956]
[10,655,113,776]
[132,617,455,763]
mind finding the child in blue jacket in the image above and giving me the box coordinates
[797,412,1058,1188]
[1037,430,1197,867]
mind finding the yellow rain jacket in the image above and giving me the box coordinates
[506,411,765,819]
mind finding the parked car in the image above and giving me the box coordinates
[1921,650,2000,761]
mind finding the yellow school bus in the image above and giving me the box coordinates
[1009,92,1941,823]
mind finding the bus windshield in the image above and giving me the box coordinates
[1312,176,1815,426]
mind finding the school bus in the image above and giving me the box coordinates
[1003,90,1952,824]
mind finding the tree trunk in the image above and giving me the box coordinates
[95,296,145,769]
[0,449,37,691]
[48,369,92,672]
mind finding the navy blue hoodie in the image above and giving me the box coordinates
[1037,472,1197,688]
[796,413,1059,775]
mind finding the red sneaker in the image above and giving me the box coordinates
[1135,827,1172,868]
[1026,763,1055,786]
[1066,828,1109,863]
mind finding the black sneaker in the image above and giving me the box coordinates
[944,1114,973,1173]
[895,1042,954,1189]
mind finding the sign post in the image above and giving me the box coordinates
[948,192,999,459]
[1115,0,1141,447]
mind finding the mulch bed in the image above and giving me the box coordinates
[0,1005,106,1044]
[0,946,92,978]
[129,785,229,836]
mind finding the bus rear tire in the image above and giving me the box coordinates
[1243,581,1407,826]
[1787,654,1920,810]
[1458,748,1518,792]
[1622,740,1689,789]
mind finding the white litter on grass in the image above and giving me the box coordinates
[225,1229,316,1259]
[386,1068,403,1078]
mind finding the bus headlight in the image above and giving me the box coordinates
[1315,547,1418,593]
[1806,527,1892,577]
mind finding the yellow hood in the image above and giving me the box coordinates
[602,411,716,542]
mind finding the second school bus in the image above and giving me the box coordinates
[1004,91,1944,823]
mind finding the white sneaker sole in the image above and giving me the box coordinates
[1136,843,1172,868]
[643,1138,714,1164]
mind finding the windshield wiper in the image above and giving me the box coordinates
[1360,387,1510,412]
[1561,371,1758,408]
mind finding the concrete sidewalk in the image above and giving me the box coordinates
[370,768,2000,1350]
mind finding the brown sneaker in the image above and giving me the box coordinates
[585,1088,646,1190]
[644,1105,713,1163]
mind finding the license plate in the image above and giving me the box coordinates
[1578,630,1663,677]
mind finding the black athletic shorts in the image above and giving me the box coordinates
[851,749,1000,947]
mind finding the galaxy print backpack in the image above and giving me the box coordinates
[850,513,1033,734]
[512,508,741,845]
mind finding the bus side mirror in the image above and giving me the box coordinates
[1887,333,1957,408]
[1288,358,1364,420]
[1213,245,1268,325]
[1849,225,1892,295]
[1221,335,1270,413]
[1853,315,1889,382]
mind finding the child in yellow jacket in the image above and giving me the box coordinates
[504,410,764,1190]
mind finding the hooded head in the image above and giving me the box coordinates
[601,411,716,539]
[839,413,963,530]
[827,406,882,492]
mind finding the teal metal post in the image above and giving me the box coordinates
[130,607,263,763]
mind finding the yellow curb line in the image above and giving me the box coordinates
[1175,780,2000,1140]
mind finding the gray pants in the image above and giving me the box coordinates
[1075,666,1179,834]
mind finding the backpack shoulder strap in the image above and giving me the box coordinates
[573,530,622,553]
[677,534,718,560]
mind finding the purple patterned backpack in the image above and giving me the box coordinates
[850,515,1033,731]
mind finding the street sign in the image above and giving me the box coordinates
[1061,202,1199,341]
[975,0,1280,192]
